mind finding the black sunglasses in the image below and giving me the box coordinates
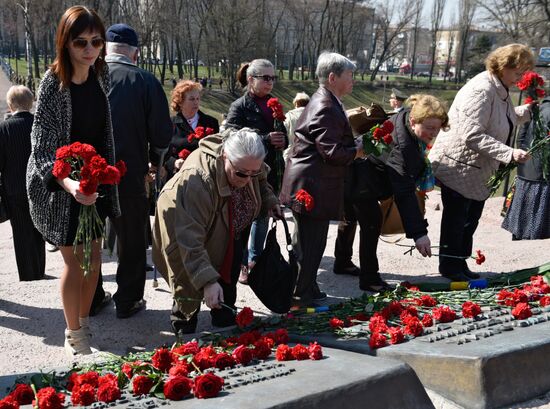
[229,159,262,178]
[71,38,105,49]
[252,75,277,82]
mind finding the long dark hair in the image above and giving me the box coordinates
[51,6,106,88]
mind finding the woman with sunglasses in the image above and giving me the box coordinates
[27,6,119,358]
[153,128,282,336]
[225,59,287,284]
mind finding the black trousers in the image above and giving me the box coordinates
[292,211,329,303]
[335,196,383,284]
[439,184,485,274]
[6,194,45,281]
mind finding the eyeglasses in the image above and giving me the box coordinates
[252,75,277,82]
[228,159,262,178]
[71,38,105,49]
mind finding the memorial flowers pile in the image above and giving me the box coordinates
[52,142,126,275]
[0,308,324,407]
[362,120,394,156]
[281,273,550,350]
[487,71,550,194]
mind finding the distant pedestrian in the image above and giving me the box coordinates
[219,78,223,90]
[0,85,45,281]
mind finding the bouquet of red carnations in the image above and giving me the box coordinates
[267,97,287,192]
[52,142,126,275]
[361,120,394,156]
[187,126,215,143]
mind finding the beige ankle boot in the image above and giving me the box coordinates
[64,327,92,358]
[79,317,91,338]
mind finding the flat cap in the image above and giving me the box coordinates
[390,88,408,101]
[106,24,138,47]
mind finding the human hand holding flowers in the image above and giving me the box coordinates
[59,178,98,206]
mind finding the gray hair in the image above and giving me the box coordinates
[315,52,356,84]
[106,42,138,57]
[6,85,33,111]
[223,127,266,162]
[246,59,274,78]
[293,92,310,106]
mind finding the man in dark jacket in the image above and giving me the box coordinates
[280,52,364,306]
[92,24,172,318]
[0,85,45,281]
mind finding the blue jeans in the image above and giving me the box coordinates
[246,216,269,264]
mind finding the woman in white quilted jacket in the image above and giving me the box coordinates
[429,44,534,282]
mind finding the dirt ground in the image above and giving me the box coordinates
[0,68,548,408]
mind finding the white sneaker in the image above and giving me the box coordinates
[79,317,91,338]
[64,328,92,358]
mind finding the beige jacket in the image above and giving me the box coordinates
[152,132,278,317]
[429,71,530,200]
[283,106,305,161]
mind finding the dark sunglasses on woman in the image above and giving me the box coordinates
[229,159,262,178]
[71,38,105,49]
[253,75,277,82]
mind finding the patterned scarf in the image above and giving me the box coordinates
[416,139,435,193]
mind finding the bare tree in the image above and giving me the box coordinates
[455,0,477,83]
[409,0,424,79]
[474,0,538,43]
[428,0,446,83]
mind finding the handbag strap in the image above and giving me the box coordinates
[271,217,293,251]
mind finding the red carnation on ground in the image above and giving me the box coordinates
[369,314,388,333]
[9,384,34,405]
[388,326,405,344]
[291,344,310,360]
[421,314,433,327]
[404,316,424,337]
[151,348,174,372]
[97,382,120,403]
[237,331,257,346]
[329,317,344,329]
[232,345,254,365]
[121,363,133,379]
[253,339,272,360]
[462,301,482,318]
[420,295,437,307]
[178,149,191,160]
[308,342,323,360]
[132,376,154,396]
[369,332,387,349]
[193,346,217,370]
[275,344,294,361]
[34,387,65,409]
[295,189,314,211]
[511,302,532,320]
[193,373,224,399]
[0,396,19,409]
[168,362,190,378]
[540,296,550,307]
[173,341,200,356]
[71,384,96,406]
[274,328,289,344]
[236,306,254,328]
[76,371,99,388]
[432,306,457,323]
[164,376,192,401]
[213,352,236,369]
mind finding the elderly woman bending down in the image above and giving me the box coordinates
[153,128,281,337]
[429,44,533,282]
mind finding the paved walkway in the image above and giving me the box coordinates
[0,67,12,117]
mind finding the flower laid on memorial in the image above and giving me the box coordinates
[52,142,126,275]
[187,126,215,143]
[361,120,394,156]
[294,189,314,211]
[2,328,324,407]
[488,71,550,194]
[235,306,254,328]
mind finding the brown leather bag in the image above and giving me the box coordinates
[380,192,426,235]
[347,103,388,136]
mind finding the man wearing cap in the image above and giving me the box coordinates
[389,88,407,113]
[92,23,172,319]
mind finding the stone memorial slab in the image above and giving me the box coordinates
[289,310,550,409]
[0,348,433,409]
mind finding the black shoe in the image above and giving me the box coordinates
[116,299,146,319]
[333,263,360,276]
[464,269,481,279]
[312,290,327,301]
[441,271,470,282]
[89,292,112,316]
[146,264,154,272]
[173,321,198,337]
[360,280,393,292]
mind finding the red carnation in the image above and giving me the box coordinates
[369,332,387,349]
[421,314,433,327]
[9,384,34,405]
[388,301,404,316]
[97,383,120,403]
[34,387,65,409]
[308,342,323,360]
[71,384,96,406]
[381,120,394,134]
[178,149,191,160]
[151,348,174,372]
[524,96,534,104]
[540,296,550,307]
[329,317,345,329]
[432,306,457,323]
[420,295,437,307]
[275,344,294,361]
[372,127,385,141]
[173,341,200,356]
[291,344,310,360]
[536,88,546,98]
[163,376,192,401]
[187,132,196,143]
[237,331,257,346]
[232,345,254,365]
[79,143,98,163]
[267,97,286,121]
[193,373,224,399]
[55,145,73,160]
[205,127,215,135]
[194,127,205,139]
[0,396,19,409]
[76,372,99,388]
[511,302,532,320]
[253,339,272,360]
[115,160,127,177]
[168,363,190,378]
[369,314,388,333]
[383,133,393,144]
[295,189,314,211]
[121,363,133,379]
[274,328,289,345]
[132,376,154,396]
[193,346,217,370]
[474,249,486,265]
[213,352,236,369]
[404,317,424,337]
[79,174,99,195]
[236,306,254,328]
[462,301,482,318]
[388,326,405,344]
[52,160,72,179]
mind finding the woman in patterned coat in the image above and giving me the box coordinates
[429,44,533,281]
[26,6,119,358]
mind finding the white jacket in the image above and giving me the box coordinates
[429,70,530,200]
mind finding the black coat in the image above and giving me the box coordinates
[386,109,428,240]
[165,110,219,177]
[0,111,34,197]
[517,97,550,181]
[225,92,288,192]
[107,56,172,196]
